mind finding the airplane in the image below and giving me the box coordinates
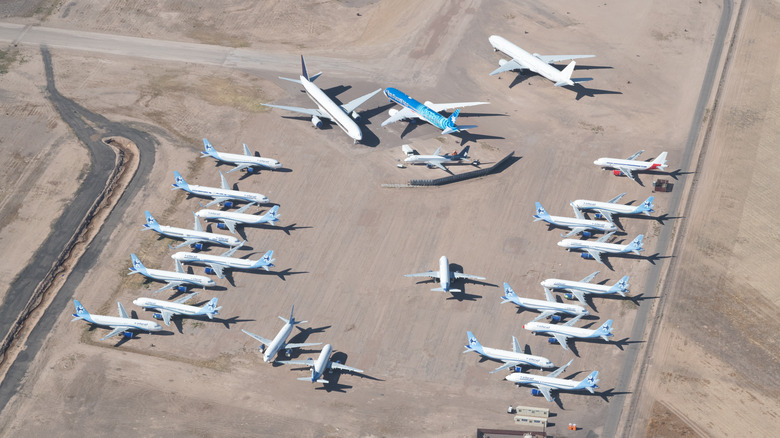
[501,282,589,323]
[171,170,270,208]
[133,293,221,327]
[505,359,600,402]
[262,55,382,144]
[171,242,274,279]
[533,202,617,238]
[571,193,655,223]
[195,203,279,235]
[127,253,216,294]
[593,150,668,182]
[558,232,644,264]
[381,87,489,135]
[277,344,363,384]
[463,331,554,373]
[241,306,322,363]
[143,211,242,250]
[201,138,282,174]
[541,271,630,305]
[404,255,485,293]
[524,318,614,351]
[488,35,594,87]
[402,144,471,172]
[71,299,162,341]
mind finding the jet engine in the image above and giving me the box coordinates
[388,108,398,117]
[122,332,134,338]
[549,315,562,323]
[205,267,216,275]
[193,243,204,251]
[530,389,543,397]
[581,253,595,260]
[351,111,361,121]
[613,170,623,176]
[176,285,187,293]
[217,223,228,230]
[223,201,234,208]
[498,58,508,66]
[547,337,559,344]
[311,116,323,129]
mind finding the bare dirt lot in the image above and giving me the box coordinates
[0,0,775,437]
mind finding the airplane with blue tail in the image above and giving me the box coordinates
[171,241,274,279]
[464,331,554,373]
[277,344,363,385]
[501,282,589,323]
[196,203,280,235]
[71,300,162,341]
[201,139,281,174]
[541,271,630,305]
[128,253,216,294]
[571,193,655,223]
[558,232,644,264]
[172,170,269,208]
[133,292,221,327]
[381,87,488,135]
[533,202,617,238]
[505,359,600,402]
[143,211,242,250]
[524,318,614,351]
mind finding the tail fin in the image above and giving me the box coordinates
[203,298,221,319]
[609,275,630,296]
[143,211,162,232]
[635,196,655,215]
[652,152,668,169]
[202,138,218,158]
[595,320,613,340]
[128,254,147,276]
[464,331,483,353]
[72,300,90,321]
[578,370,600,392]
[554,61,576,87]
[533,202,551,222]
[501,282,518,303]
[252,250,275,271]
[262,205,280,225]
[172,171,189,191]
[300,55,309,81]
[457,146,470,159]
[441,109,461,135]
[283,305,307,326]
[626,235,644,254]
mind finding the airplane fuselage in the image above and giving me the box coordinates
[171,251,263,270]
[141,267,216,287]
[213,151,281,170]
[541,278,615,296]
[384,87,450,130]
[540,214,617,233]
[593,157,662,172]
[489,35,571,85]
[405,154,463,166]
[479,346,554,369]
[302,76,363,141]
[82,314,162,333]
[523,321,603,339]
[265,321,295,362]
[133,298,205,317]
[506,296,589,317]
[506,372,580,390]
[196,209,274,226]
[156,224,241,247]
[310,343,333,382]
[557,239,633,254]
[438,255,451,291]
[572,199,638,215]
[183,183,269,205]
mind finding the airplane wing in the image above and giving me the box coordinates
[568,290,586,305]
[534,54,595,64]
[572,206,585,220]
[607,192,627,204]
[329,361,364,373]
[174,292,199,304]
[562,227,587,238]
[547,359,573,378]
[235,202,256,214]
[564,314,584,326]
[531,384,555,402]
[226,163,252,174]
[207,263,226,279]
[201,197,231,208]
[427,161,449,172]
[580,271,600,283]
[405,272,439,280]
[551,333,571,350]
[153,281,183,294]
[261,103,328,119]
[341,88,383,114]
[490,361,523,374]
[426,101,489,113]
[284,341,323,350]
[117,302,129,319]
[532,310,556,323]
[170,238,203,250]
[586,249,604,264]
[490,59,527,76]
[160,310,174,327]
[381,107,417,126]
[175,259,186,273]
[101,326,127,341]
[277,358,316,367]
[220,244,242,258]
[453,273,486,280]
[219,219,238,234]
[597,232,615,243]
[627,150,644,161]
[595,209,614,223]
[616,166,635,181]
[241,329,273,346]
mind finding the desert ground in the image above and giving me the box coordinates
[0,0,776,437]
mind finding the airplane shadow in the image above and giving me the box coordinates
[289,325,331,346]
[256,223,313,236]
[321,84,352,98]
[667,168,694,180]
[453,130,505,146]
[360,102,395,126]
[566,83,624,100]
[212,315,255,329]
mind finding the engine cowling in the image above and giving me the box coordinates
[153,313,163,320]
[223,201,234,208]
[311,116,323,129]
[498,58,508,66]
[388,108,398,117]
[581,253,595,260]
[613,170,623,176]
[351,111,361,121]
[531,389,543,397]
[176,285,188,293]
[122,331,134,338]
[582,231,592,238]
[246,167,254,174]
[217,223,227,230]
[549,315,562,323]
[205,267,215,275]
[193,243,204,251]
[548,337,559,344]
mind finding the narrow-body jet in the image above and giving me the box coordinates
[505,359,600,402]
[463,331,554,373]
[128,254,216,294]
[404,255,485,293]
[171,242,274,279]
[133,292,221,327]
[558,232,644,264]
[501,283,588,322]
[171,170,269,208]
[533,202,617,238]
[277,344,363,384]
[201,138,281,174]
[524,318,614,351]
[71,300,162,341]
[143,211,242,250]
[593,150,668,182]
[242,306,321,362]
[541,271,630,305]
[571,193,655,223]
[195,203,280,235]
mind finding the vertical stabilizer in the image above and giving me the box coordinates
[300,55,309,81]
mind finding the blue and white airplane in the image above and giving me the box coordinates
[464,331,554,373]
[488,35,594,87]
[195,203,280,235]
[201,139,281,174]
[571,193,655,223]
[262,56,382,143]
[594,150,669,182]
[277,344,363,384]
[533,202,617,238]
[71,300,162,341]
[524,318,614,351]
[541,271,630,305]
[242,306,322,363]
[172,170,269,208]
[143,211,242,250]
[381,87,488,135]
[505,359,600,402]
[501,282,589,322]
[405,255,485,293]
[133,292,221,327]
[558,232,644,264]
[128,254,216,294]
[171,242,274,279]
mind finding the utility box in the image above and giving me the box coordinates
[514,406,549,418]
[653,178,670,192]
[514,415,547,429]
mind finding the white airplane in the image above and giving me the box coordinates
[171,170,269,208]
[571,193,655,223]
[133,293,221,327]
[143,211,242,250]
[171,242,274,279]
[401,144,471,172]
[195,203,280,235]
[594,150,668,182]
[488,35,594,87]
[71,300,162,341]
[201,138,282,174]
[501,282,589,322]
[463,331,554,373]
[128,254,216,294]
[524,318,614,351]
[242,306,322,363]
[505,359,600,402]
[558,232,644,264]
[541,271,630,305]
[404,255,485,293]
[533,202,617,238]
[277,344,364,384]
[263,56,382,144]
[381,87,489,135]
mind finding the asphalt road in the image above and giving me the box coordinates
[0,46,157,409]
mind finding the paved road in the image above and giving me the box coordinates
[0,46,157,409]
[603,0,735,436]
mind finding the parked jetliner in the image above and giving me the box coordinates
[524,318,614,351]
[404,255,485,293]
[571,193,655,223]
[463,331,554,373]
[594,150,668,181]
[172,170,269,208]
[381,87,488,135]
[133,293,221,327]
[71,300,162,341]
[488,35,594,87]
[533,202,617,238]
[195,203,279,235]
[262,56,381,143]
[171,242,274,279]
[201,138,281,174]
[542,271,630,305]
[242,306,321,363]
[402,144,471,172]
[128,254,216,294]
[506,359,600,402]
[501,283,589,322]
[558,232,644,264]
[278,344,363,384]
[143,211,242,250]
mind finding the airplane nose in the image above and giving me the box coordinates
[556,241,565,247]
